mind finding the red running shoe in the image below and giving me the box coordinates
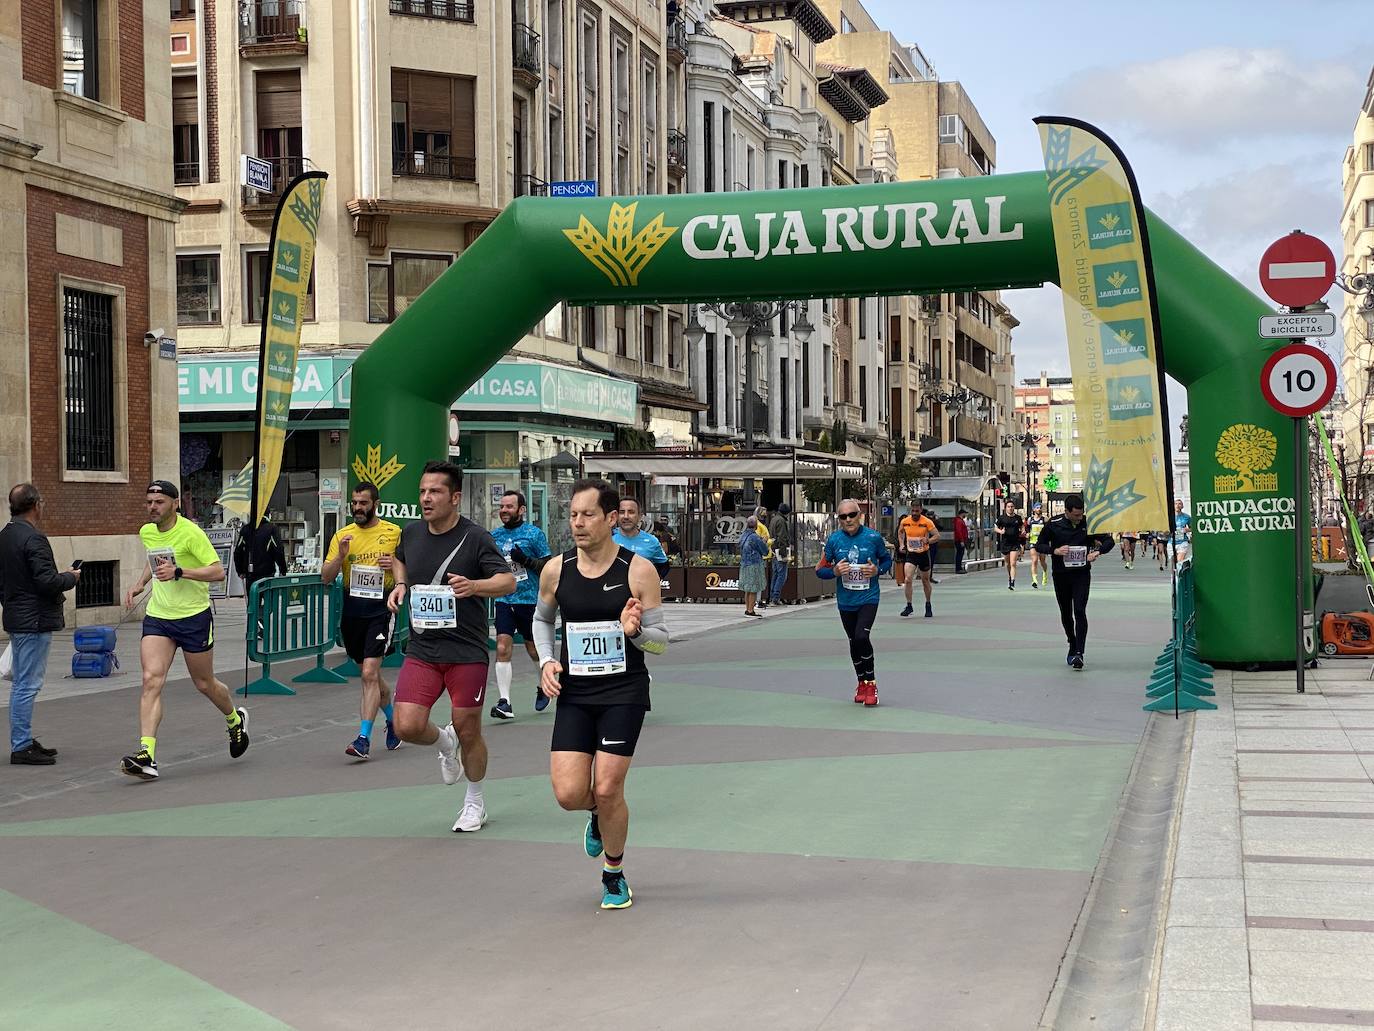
[863,681,879,707]
[854,681,867,704]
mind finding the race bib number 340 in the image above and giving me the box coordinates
[410,584,457,629]
[566,620,626,677]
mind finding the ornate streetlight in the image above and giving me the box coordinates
[683,301,814,451]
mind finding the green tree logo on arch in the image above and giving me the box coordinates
[1214,423,1278,494]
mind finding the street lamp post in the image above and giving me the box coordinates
[1002,431,1055,509]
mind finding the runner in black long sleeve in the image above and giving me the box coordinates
[1033,494,1115,671]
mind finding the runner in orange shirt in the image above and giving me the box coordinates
[897,501,941,619]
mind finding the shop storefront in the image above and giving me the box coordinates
[177,352,642,565]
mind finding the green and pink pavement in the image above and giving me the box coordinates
[0,564,1171,1030]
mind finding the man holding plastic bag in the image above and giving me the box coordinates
[0,484,79,765]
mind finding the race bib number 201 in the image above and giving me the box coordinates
[566,620,626,677]
[410,584,457,629]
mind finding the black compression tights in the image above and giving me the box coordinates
[839,604,879,680]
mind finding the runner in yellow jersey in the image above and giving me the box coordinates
[323,482,403,760]
[120,481,246,780]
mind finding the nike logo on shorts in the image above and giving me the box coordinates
[602,584,624,591]
[601,738,626,746]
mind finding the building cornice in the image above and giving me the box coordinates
[24,160,186,221]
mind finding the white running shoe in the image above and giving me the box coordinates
[451,800,487,832]
[437,724,463,786]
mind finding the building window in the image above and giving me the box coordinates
[668,313,681,369]
[802,338,811,406]
[702,102,714,192]
[172,76,199,184]
[62,0,101,100]
[840,11,853,32]
[642,54,658,194]
[614,306,628,357]
[546,0,564,182]
[578,12,599,180]
[938,114,963,144]
[256,70,304,186]
[643,308,657,364]
[176,254,221,325]
[859,365,867,422]
[858,297,867,338]
[75,560,117,608]
[705,332,717,425]
[245,250,315,323]
[391,70,477,181]
[63,287,117,472]
[367,252,452,323]
[780,357,790,438]
[842,360,851,403]
[611,34,632,194]
[171,0,196,15]
[388,0,475,22]
[1365,141,1374,172]
[1365,198,1374,229]
[543,301,568,340]
[582,305,599,349]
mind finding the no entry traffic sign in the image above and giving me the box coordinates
[1259,232,1336,309]
[1260,342,1336,418]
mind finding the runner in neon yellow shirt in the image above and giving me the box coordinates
[1027,503,1048,589]
[119,480,248,780]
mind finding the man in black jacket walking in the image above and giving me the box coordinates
[0,484,80,764]
[1033,494,1115,671]
[233,518,288,599]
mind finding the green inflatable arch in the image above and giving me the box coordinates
[348,171,1305,666]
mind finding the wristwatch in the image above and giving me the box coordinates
[173,566,184,581]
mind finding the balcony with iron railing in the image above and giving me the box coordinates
[241,155,311,211]
[667,128,687,176]
[239,0,307,53]
[514,173,548,197]
[388,0,474,22]
[392,150,476,182]
[174,162,200,185]
[513,23,541,85]
[667,18,687,61]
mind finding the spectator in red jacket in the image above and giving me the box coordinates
[953,509,971,574]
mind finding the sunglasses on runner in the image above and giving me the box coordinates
[838,511,859,520]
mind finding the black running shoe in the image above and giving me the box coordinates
[1071,654,1085,671]
[227,707,250,759]
[120,749,159,780]
[900,604,914,618]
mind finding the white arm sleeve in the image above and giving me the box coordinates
[629,606,669,655]
[533,597,559,664]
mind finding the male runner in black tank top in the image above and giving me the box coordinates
[533,479,668,910]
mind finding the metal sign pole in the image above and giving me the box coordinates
[1295,414,1305,695]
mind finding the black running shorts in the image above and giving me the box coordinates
[905,550,932,572]
[340,612,395,664]
[551,700,648,757]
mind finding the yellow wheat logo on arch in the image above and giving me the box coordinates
[563,202,678,287]
[352,445,405,490]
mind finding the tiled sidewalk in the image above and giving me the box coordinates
[1155,664,1374,1030]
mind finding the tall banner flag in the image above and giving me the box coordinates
[215,458,253,520]
[1034,118,1173,533]
[249,171,327,529]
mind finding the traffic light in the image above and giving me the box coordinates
[997,471,1010,487]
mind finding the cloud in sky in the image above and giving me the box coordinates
[1042,47,1364,149]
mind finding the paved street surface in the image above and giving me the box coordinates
[1154,662,1374,1031]
[0,564,1169,1030]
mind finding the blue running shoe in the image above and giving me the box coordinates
[385,721,401,751]
[534,688,550,713]
[600,870,633,910]
[584,813,603,858]
[345,735,370,760]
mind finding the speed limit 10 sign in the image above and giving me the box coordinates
[1260,342,1337,418]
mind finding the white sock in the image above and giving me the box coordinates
[437,725,456,755]
[495,661,513,702]
[465,780,484,807]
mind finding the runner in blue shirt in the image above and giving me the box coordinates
[1172,499,1192,564]
[815,500,893,707]
[489,490,551,719]
[612,497,669,578]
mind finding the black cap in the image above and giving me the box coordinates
[146,480,179,499]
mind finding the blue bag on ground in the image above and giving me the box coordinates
[71,651,119,678]
[72,625,119,678]
[74,626,117,653]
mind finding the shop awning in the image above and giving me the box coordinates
[916,442,988,462]
[582,448,866,481]
[914,476,990,502]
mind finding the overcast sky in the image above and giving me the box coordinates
[865,0,1371,441]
